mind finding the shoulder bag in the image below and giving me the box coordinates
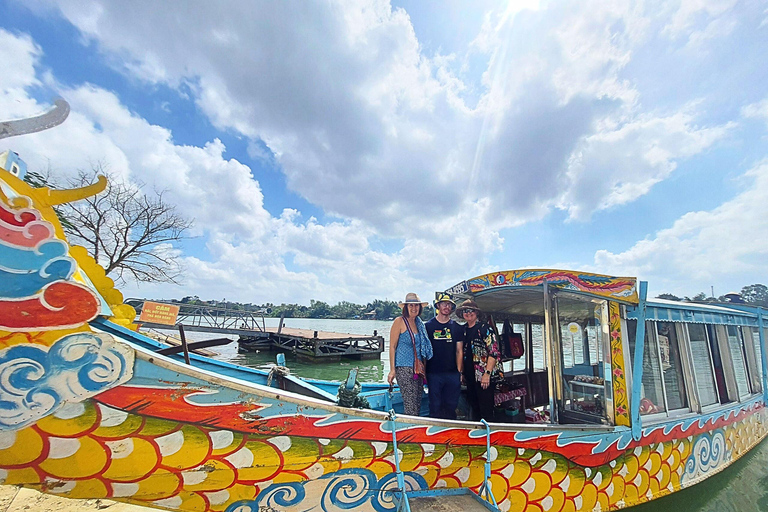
[404,318,427,384]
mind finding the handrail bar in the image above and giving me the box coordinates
[478,419,499,509]
[386,387,411,512]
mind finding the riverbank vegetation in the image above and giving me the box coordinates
[170,296,434,321]
[150,283,766,322]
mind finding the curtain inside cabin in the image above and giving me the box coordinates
[688,323,719,407]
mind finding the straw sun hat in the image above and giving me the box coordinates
[398,292,428,307]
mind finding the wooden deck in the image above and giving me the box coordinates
[239,327,384,361]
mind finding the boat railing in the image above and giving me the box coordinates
[385,387,411,512]
[384,389,500,511]
[478,419,499,509]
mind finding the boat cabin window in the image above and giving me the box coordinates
[750,328,764,391]
[686,323,719,408]
[531,323,546,372]
[496,322,528,374]
[726,325,752,399]
[627,320,667,416]
[655,322,689,412]
[741,327,762,394]
[625,316,766,424]
[554,292,610,425]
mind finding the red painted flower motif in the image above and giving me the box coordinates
[613,368,624,378]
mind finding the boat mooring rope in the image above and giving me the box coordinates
[267,365,290,387]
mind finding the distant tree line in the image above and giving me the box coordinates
[160,283,768,322]
[657,284,768,307]
[171,296,435,321]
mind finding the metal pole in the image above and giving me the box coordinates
[478,419,498,508]
[387,387,411,512]
[543,280,558,423]
[630,281,648,441]
[757,309,767,404]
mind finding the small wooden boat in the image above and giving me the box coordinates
[1,107,766,511]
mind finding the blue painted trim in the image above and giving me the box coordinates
[626,302,758,326]
[758,310,767,404]
[631,281,648,441]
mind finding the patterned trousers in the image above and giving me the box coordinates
[395,366,423,416]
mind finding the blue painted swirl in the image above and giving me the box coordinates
[320,468,376,510]
[372,472,428,512]
[0,332,134,429]
[256,481,306,509]
[228,468,429,512]
[682,429,729,487]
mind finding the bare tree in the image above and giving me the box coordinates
[59,165,193,284]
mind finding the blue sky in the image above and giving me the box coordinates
[1,0,767,304]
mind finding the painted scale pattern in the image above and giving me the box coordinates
[0,399,766,512]
[467,270,638,304]
[609,302,630,427]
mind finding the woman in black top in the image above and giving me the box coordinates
[457,299,502,422]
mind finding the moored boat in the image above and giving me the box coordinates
[1,108,766,512]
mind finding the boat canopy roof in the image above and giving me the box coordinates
[446,268,765,326]
[446,269,639,306]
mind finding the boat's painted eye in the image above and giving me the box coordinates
[495,274,506,285]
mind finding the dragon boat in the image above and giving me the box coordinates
[1,103,767,512]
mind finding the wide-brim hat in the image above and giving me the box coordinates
[434,292,456,310]
[456,299,481,316]
[398,292,428,307]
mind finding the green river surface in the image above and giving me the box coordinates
[153,318,768,512]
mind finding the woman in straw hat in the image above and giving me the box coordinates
[456,299,502,421]
[388,293,433,416]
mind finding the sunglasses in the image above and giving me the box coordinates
[463,310,477,315]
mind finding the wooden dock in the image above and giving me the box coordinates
[239,326,384,361]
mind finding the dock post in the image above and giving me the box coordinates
[177,324,191,365]
[278,312,285,334]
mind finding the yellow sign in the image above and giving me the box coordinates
[138,301,180,326]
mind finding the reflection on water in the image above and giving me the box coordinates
[153,318,393,382]
[633,436,768,512]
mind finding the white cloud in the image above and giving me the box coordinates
[743,98,768,125]
[21,0,730,233]
[0,27,491,303]
[3,0,767,302]
[594,160,768,296]
[560,110,733,220]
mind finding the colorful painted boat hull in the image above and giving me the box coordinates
[1,163,767,512]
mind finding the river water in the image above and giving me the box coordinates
[154,317,393,382]
[152,318,768,511]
